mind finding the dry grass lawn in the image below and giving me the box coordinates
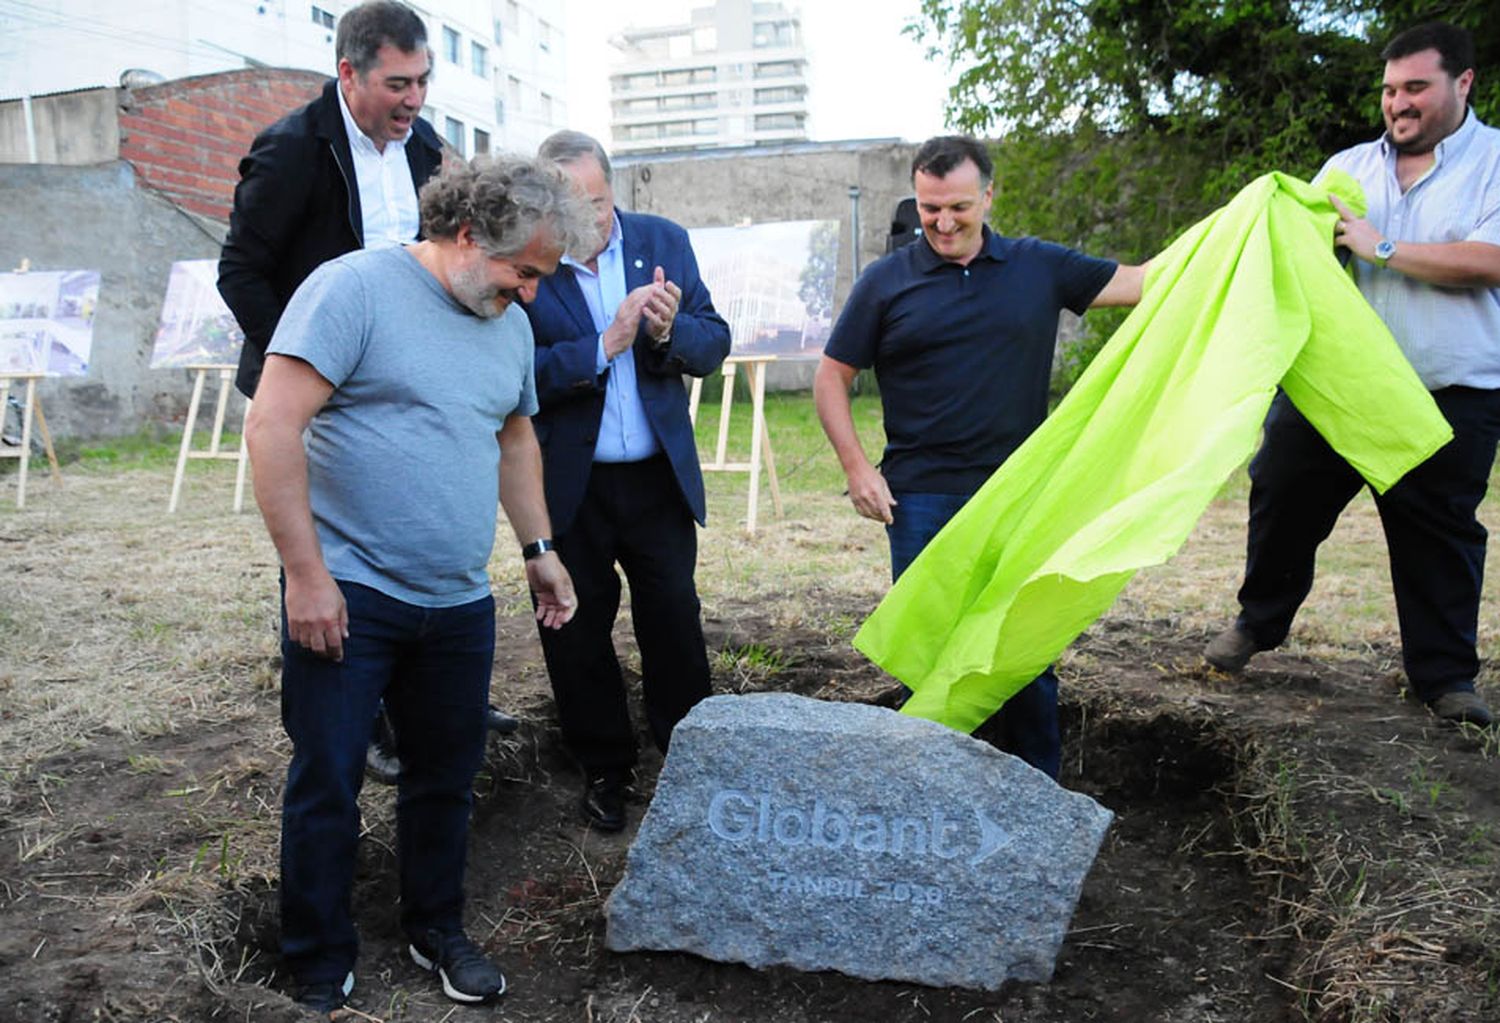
[1,390,1497,1022]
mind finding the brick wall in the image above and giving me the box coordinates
[118,68,328,222]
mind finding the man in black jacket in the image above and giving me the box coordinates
[219,1,517,781]
[219,0,442,400]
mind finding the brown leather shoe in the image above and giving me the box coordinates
[1427,690,1494,727]
[1204,626,1264,672]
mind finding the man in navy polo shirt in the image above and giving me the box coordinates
[814,135,1146,777]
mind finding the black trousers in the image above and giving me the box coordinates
[1235,388,1500,701]
[538,455,711,773]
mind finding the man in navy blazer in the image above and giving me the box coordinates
[526,131,730,831]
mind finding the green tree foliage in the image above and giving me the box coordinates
[913,0,1499,390]
[798,220,840,321]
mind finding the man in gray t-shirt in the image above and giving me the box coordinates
[244,157,592,1014]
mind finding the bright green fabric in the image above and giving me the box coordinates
[853,170,1453,734]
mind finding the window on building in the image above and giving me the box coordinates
[494,98,506,124]
[753,20,798,48]
[444,116,466,155]
[663,66,714,87]
[473,129,490,155]
[442,26,461,64]
[615,72,656,93]
[504,0,519,29]
[493,19,503,44]
[507,76,522,114]
[538,20,551,52]
[754,112,805,131]
[754,60,800,79]
[471,41,487,77]
[310,5,335,29]
[661,91,714,111]
[754,86,804,104]
[539,92,553,122]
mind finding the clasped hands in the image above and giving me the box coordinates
[602,266,681,359]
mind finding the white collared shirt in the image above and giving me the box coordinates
[1320,110,1500,389]
[335,84,421,249]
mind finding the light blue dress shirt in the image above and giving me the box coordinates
[1320,110,1500,389]
[563,211,662,462]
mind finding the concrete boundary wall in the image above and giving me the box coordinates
[0,142,921,440]
[614,140,917,390]
[0,161,231,440]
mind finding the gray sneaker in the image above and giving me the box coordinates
[1204,626,1264,673]
[1427,690,1494,727]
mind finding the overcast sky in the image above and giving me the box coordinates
[563,0,953,144]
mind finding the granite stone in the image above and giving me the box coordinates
[604,693,1114,990]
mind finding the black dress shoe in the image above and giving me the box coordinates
[485,705,520,734]
[1428,690,1494,727]
[581,772,628,832]
[365,739,401,785]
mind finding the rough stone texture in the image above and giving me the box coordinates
[605,693,1114,990]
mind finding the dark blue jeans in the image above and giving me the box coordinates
[887,490,1062,778]
[279,579,493,985]
[1237,387,1500,702]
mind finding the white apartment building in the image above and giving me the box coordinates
[608,0,808,155]
[486,0,567,154]
[0,0,566,157]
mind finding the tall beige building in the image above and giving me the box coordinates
[608,0,808,155]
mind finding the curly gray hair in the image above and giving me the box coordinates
[419,155,598,259]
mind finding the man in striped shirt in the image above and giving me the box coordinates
[1206,22,1500,729]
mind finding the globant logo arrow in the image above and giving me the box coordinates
[968,807,1014,866]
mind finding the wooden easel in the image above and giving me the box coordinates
[689,355,783,535]
[168,365,249,513]
[0,372,63,508]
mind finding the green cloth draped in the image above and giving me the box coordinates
[853,170,1453,734]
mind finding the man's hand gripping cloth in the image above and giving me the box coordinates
[854,170,1453,734]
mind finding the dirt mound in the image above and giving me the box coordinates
[4,600,1496,1023]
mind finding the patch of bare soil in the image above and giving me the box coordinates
[2,598,1497,1023]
